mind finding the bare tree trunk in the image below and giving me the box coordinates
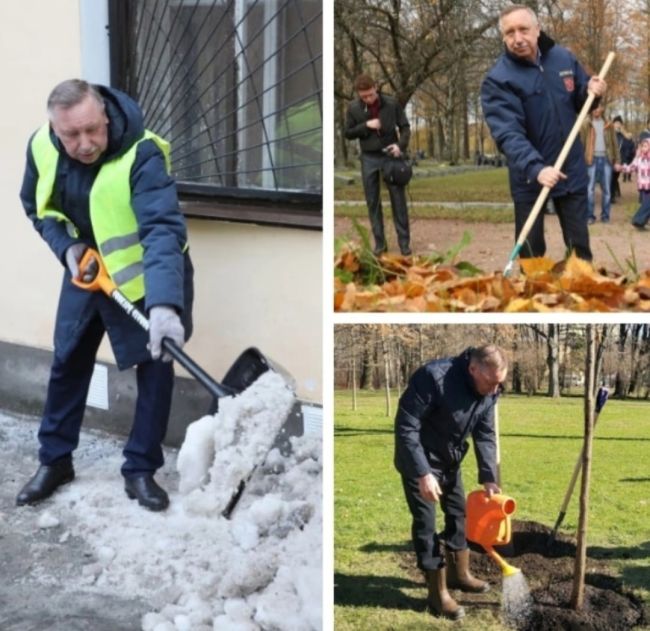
[351,340,358,411]
[547,324,561,398]
[380,325,392,417]
[571,325,596,610]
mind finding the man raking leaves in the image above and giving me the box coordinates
[481,5,610,277]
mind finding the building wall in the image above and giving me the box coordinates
[0,2,322,409]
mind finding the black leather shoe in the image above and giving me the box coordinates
[373,246,387,257]
[16,461,75,506]
[400,247,412,256]
[124,474,169,512]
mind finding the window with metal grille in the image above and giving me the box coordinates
[108,0,322,228]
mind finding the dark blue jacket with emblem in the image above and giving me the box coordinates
[20,85,193,369]
[394,348,499,484]
[481,32,593,202]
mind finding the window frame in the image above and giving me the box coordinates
[107,0,322,230]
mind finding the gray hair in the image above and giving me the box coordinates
[47,79,104,119]
[470,344,508,372]
[498,4,539,34]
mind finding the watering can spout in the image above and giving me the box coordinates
[486,545,521,576]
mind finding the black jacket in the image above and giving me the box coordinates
[344,92,410,154]
[394,349,499,484]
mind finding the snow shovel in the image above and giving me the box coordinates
[548,386,609,546]
[71,247,290,405]
[502,52,615,277]
[72,248,304,515]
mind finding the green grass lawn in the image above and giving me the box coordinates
[335,390,650,630]
[335,164,512,204]
[335,201,514,223]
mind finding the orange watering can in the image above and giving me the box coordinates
[466,490,520,577]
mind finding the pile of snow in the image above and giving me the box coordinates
[177,370,295,516]
[7,371,322,630]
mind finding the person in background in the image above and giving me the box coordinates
[580,104,619,223]
[615,131,650,230]
[344,74,412,256]
[612,115,636,194]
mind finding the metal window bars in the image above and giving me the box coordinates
[110,0,322,197]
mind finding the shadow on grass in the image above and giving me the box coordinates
[620,477,650,482]
[588,541,650,562]
[335,427,392,437]
[334,572,422,610]
[360,541,411,554]
[621,564,650,594]
[501,432,650,442]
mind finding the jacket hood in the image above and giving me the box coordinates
[97,85,145,161]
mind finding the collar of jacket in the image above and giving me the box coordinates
[503,30,555,67]
[361,92,385,112]
[460,348,482,398]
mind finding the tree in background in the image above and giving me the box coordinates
[335,0,650,166]
[334,324,649,401]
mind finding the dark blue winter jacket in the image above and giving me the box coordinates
[394,348,499,484]
[20,86,193,369]
[481,32,593,202]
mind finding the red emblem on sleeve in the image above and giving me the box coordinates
[563,76,575,92]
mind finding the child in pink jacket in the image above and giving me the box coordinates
[617,131,650,229]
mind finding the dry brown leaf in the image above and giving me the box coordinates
[504,298,534,312]
[520,256,556,276]
[334,245,650,312]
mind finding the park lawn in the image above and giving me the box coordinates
[335,201,513,223]
[334,390,650,631]
[334,165,512,204]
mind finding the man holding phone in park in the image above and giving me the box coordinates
[344,74,412,256]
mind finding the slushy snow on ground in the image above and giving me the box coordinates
[3,370,322,630]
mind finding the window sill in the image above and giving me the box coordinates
[179,198,322,230]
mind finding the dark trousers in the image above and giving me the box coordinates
[514,190,592,261]
[38,315,174,478]
[360,152,410,252]
[632,190,650,227]
[400,469,467,572]
[611,168,621,200]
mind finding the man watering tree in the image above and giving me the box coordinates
[394,344,507,620]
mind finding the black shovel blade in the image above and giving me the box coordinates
[209,347,294,414]
[222,347,271,391]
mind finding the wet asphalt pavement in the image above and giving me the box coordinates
[0,411,146,631]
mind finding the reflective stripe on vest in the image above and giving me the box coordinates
[30,124,172,302]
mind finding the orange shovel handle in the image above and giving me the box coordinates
[71,247,116,295]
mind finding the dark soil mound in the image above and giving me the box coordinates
[401,520,646,630]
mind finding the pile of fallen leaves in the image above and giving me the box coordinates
[334,247,650,312]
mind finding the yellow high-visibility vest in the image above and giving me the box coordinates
[31,123,172,301]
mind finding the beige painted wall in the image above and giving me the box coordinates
[0,2,322,403]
